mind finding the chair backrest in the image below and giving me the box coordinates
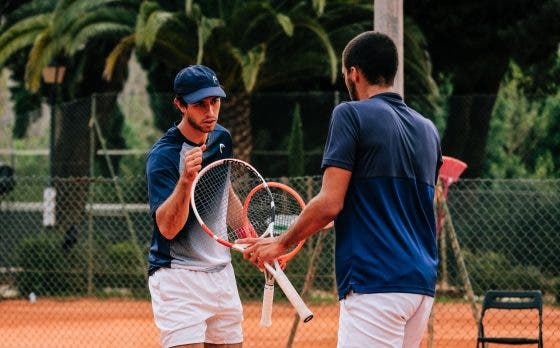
[482,290,543,314]
[478,290,543,348]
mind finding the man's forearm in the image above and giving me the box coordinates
[278,194,337,249]
[156,179,193,239]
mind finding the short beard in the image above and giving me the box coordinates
[187,113,204,133]
[186,112,215,133]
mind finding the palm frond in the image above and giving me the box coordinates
[0,14,50,51]
[230,44,266,93]
[0,31,45,68]
[136,1,164,51]
[403,16,441,112]
[103,34,135,80]
[24,27,59,92]
[53,0,137,32]
[276,13,294,37]
[297,18,337,84]
[312,0,326,16]
[66,7,136,38]
[137,1,160,32]
[67,23,133,55]
[140,10,177,51]
[196,16,225,64]
[6,0,55,24]
[185,0,194,18]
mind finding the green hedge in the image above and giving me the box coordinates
[16,234,87,296]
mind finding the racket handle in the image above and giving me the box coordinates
[260,283,274,327]
[264,262,314,323]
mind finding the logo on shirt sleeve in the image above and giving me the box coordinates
[219,143,225,153]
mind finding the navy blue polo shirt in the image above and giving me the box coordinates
[322,93,442,300]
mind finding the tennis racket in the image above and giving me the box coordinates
[190,158,313,323]
[245,182,307,327]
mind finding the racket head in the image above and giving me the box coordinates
[245,182,306,267]
[191,158,274,249]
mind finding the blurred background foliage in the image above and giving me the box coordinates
[0,0,559,179]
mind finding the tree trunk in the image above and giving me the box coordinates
[54,98,91,233]
[53,54,128,235]
[442,95,496,177]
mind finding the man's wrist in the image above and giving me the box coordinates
[277,234,291,250]
[178,176,194,187]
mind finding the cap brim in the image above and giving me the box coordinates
[181,86,226,104]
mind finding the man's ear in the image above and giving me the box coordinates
[173,98,185,112]
[349,66,361,83]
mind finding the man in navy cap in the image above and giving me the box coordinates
[146,65,243,348]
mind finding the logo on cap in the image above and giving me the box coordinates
[213,76,218,85]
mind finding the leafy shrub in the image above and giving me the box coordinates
[463,250,546,296]
[16,233,87,296]
[94,241,146,297]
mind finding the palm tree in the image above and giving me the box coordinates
[0,0,138,232]
[111,1,443,161]
[2,0,444,167]
[104,0,344,161]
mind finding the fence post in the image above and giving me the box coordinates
[442,199,480,324]
[86,94,96,295]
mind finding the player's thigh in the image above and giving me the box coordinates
[205,264,243,345]
[337,292,431,348]
[403,295,434,348]
[149,268,213,347]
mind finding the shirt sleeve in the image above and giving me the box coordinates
[146,151,178,217]
[321,102,360,172]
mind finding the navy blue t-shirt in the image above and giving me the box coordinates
[146,124,233,275]
[322,93,442,300]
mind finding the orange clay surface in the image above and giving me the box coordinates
[1,299,558,347]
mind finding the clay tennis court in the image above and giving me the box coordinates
[1,298,558,347]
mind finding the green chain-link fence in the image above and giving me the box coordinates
[1,176,559,347]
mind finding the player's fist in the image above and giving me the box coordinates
[182,144,206,181]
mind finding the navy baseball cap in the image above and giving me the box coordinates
[173,65,226,104]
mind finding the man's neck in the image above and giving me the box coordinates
[359,84,393,100]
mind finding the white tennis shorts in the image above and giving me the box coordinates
[148,264,243,347]
[337,292,434,348]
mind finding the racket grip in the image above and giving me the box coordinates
[265,263,314,323]
[260,283,274,327]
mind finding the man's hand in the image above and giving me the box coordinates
[182,144,206,182]
[236,236,287,269]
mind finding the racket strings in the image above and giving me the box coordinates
[193,160,274,242]
[192,164,230,241]
[270,187,303,252]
